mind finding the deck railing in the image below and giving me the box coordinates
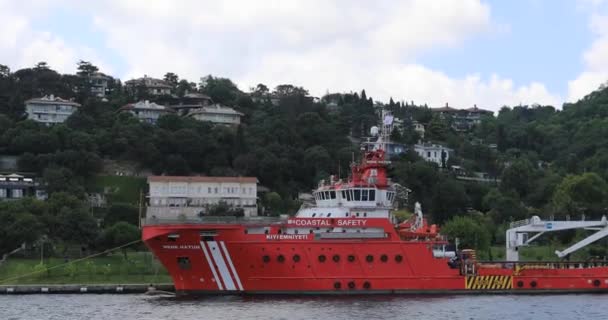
[142,215,287,226]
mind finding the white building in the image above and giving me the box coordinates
[89,72,111,97]
[187,104,243,126]
[147,176,258,218]
[0,174,46,201]
[25,95,80,125]
[119,100,175,124]
[414,143,452,167]
[412,120,425,138]
[125,75,172,96]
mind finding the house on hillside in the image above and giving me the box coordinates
[146,176,259,218]
[431,103,493,131]
[119,100,175,124]
[412,120,425,138]
[89,72,112,97]
[169,93,214,116]
[414,143,452,167]
[124,75,172,96]
[187,104,243,126]
[25,95,81,125]
[0,174,46,201]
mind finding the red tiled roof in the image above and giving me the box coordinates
[148,176,258,183]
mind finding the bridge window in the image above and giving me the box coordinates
[312,213,316,217]
[369,190,375,201]
[327,213,331,217]
[362,189,368,201]
[354,189,361,201]
[330,191,336,199]
[346,190,352,201]
[341,190,347,199]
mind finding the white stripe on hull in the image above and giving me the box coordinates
[220,241,243,291]
[200,241,224,290]
[208,241,237,290]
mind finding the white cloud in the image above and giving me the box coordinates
[568,3,608,102]
[0,0,112,75]
[82,0,559,110]
[0,0,561,109]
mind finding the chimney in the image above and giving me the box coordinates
[445,102,448,107]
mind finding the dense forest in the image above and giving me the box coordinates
[2,60,608,259]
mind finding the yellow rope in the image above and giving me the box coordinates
[0,239,142,284]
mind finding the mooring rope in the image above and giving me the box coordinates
[0,239,142,284]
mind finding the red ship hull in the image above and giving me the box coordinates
[143,222,608,295]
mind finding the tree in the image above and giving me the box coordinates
[105,203,139,227]
[34,61,49,70]
[500,158,535,198]
[430,179,469,224]
[253,83,269,96]
[442,216,491,251]
[200,75,240,104]
[274,84,308,97]
[0,204,43,254]
[101,222,140,259]
[0,64,10,77]
[264,192,283,216]
[76,60,99,77]
[163,72,179,86]
[552,173,608,218]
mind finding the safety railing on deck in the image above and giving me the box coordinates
[479,260,608,271]
[142,215,287,226]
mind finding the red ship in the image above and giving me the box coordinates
[143,146,608,295]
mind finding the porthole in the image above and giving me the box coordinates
[312,213,316,217]
[366,255,374,263]
[348,255,356,262]
[363,281,371,289]
[327,213,331,217]
[277,254,285,263]
[293,254,301,262]
[380,254,388,262]
[262,255,270,263]
[530,281,537,288]
[516,280,524,288]
[395,255,403,263]
[348,281,356,289]
[593,279,601,287]
[333,254,340,262]
[318,255,327,262]
[334,282,341,289]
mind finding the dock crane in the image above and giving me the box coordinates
[506,215,608,261]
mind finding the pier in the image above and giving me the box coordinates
[0,283,174,294]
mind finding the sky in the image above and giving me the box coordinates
[2,0,608,111]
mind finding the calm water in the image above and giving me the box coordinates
[0,294,605,320]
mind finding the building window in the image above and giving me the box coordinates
[427,151,431,158]
[215,187,218,194]
[12,189,23,198]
